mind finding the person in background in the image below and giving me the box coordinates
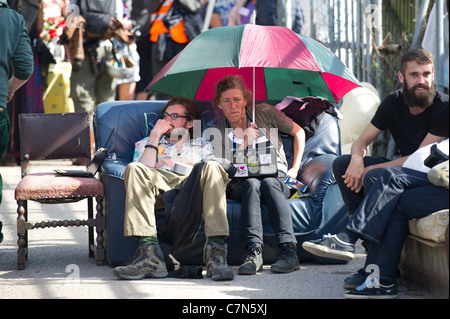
[70,0,133,119]
[0,0,34,240]
[130,0,155,100]
[227,0,256,26]
[149,0,202,100]
[3,0,46,166]
[205,0,236,28]
[255,0,304,34]
[114,0,140,100]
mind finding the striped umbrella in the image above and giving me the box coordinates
[147,24,361,106]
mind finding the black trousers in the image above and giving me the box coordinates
[227,177,297,246]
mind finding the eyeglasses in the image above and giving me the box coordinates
[160,112,190,121]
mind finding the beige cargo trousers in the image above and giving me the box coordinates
[123,161,230,239]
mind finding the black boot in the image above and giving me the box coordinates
[270,242,300,273]
[238,243,263,275]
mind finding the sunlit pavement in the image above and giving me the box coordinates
[0,163,433,300]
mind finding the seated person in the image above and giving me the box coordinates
[332,49,448,217]
[113,97,234,281]
[304,140,449,299]
[213,75,305,275]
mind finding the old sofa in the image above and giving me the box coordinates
[93,99,349,266]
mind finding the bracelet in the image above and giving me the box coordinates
[145,144,159,152]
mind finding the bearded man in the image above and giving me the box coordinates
[323,49,448,216]
[301,49,449,298]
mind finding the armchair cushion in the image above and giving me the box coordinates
[15,173,104,200]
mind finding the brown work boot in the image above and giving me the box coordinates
[113,242,168,280]
[204,241,234,281]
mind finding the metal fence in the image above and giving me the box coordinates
[307,0,448,98]
[303,0,448,156]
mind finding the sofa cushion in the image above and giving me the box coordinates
[408,209,449,243]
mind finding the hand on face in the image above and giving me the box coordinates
[153,118,174,137]
[150,104,192,141]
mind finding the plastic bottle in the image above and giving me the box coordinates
[284,177,308,193]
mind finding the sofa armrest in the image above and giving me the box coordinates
[100,159,128,180]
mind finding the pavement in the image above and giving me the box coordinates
[0,161,435,302]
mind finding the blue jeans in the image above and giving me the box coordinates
[227,177,296,246]
[346,166,449,283]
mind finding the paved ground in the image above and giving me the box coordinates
[0,162,434,302]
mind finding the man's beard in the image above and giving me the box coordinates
[403,81,436,109]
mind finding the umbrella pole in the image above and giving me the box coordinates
[252,66,255,124]
[252,66,256,149]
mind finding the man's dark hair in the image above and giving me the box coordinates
[400,49,434,75]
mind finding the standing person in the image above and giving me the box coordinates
[227,0,256,26]
[113,97,234,281]
[130,0,155,100]
[149,0,202,100]
[3,0,45,166]
[0,0,34,239]
[302,50,448,265]
[255,0,304,34]
[214,75,305,275]
[70,0,133,118]
[114,0,140,100]
[205,0,236,28]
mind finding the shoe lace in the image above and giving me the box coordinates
[323,233,336,239]
[245,244,262,262]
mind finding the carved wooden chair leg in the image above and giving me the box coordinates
[88,197,95,258]
[95,196,105,266]
[17,199,29,270]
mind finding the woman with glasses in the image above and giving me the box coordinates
[114,96,234,281]
[214,75,306,275]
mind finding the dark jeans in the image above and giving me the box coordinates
[227,177,297,246]
[347,166,449,283]
[332,155,389,215]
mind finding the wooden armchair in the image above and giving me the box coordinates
[14,112,105,270]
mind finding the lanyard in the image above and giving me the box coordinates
[227,112,250,149]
